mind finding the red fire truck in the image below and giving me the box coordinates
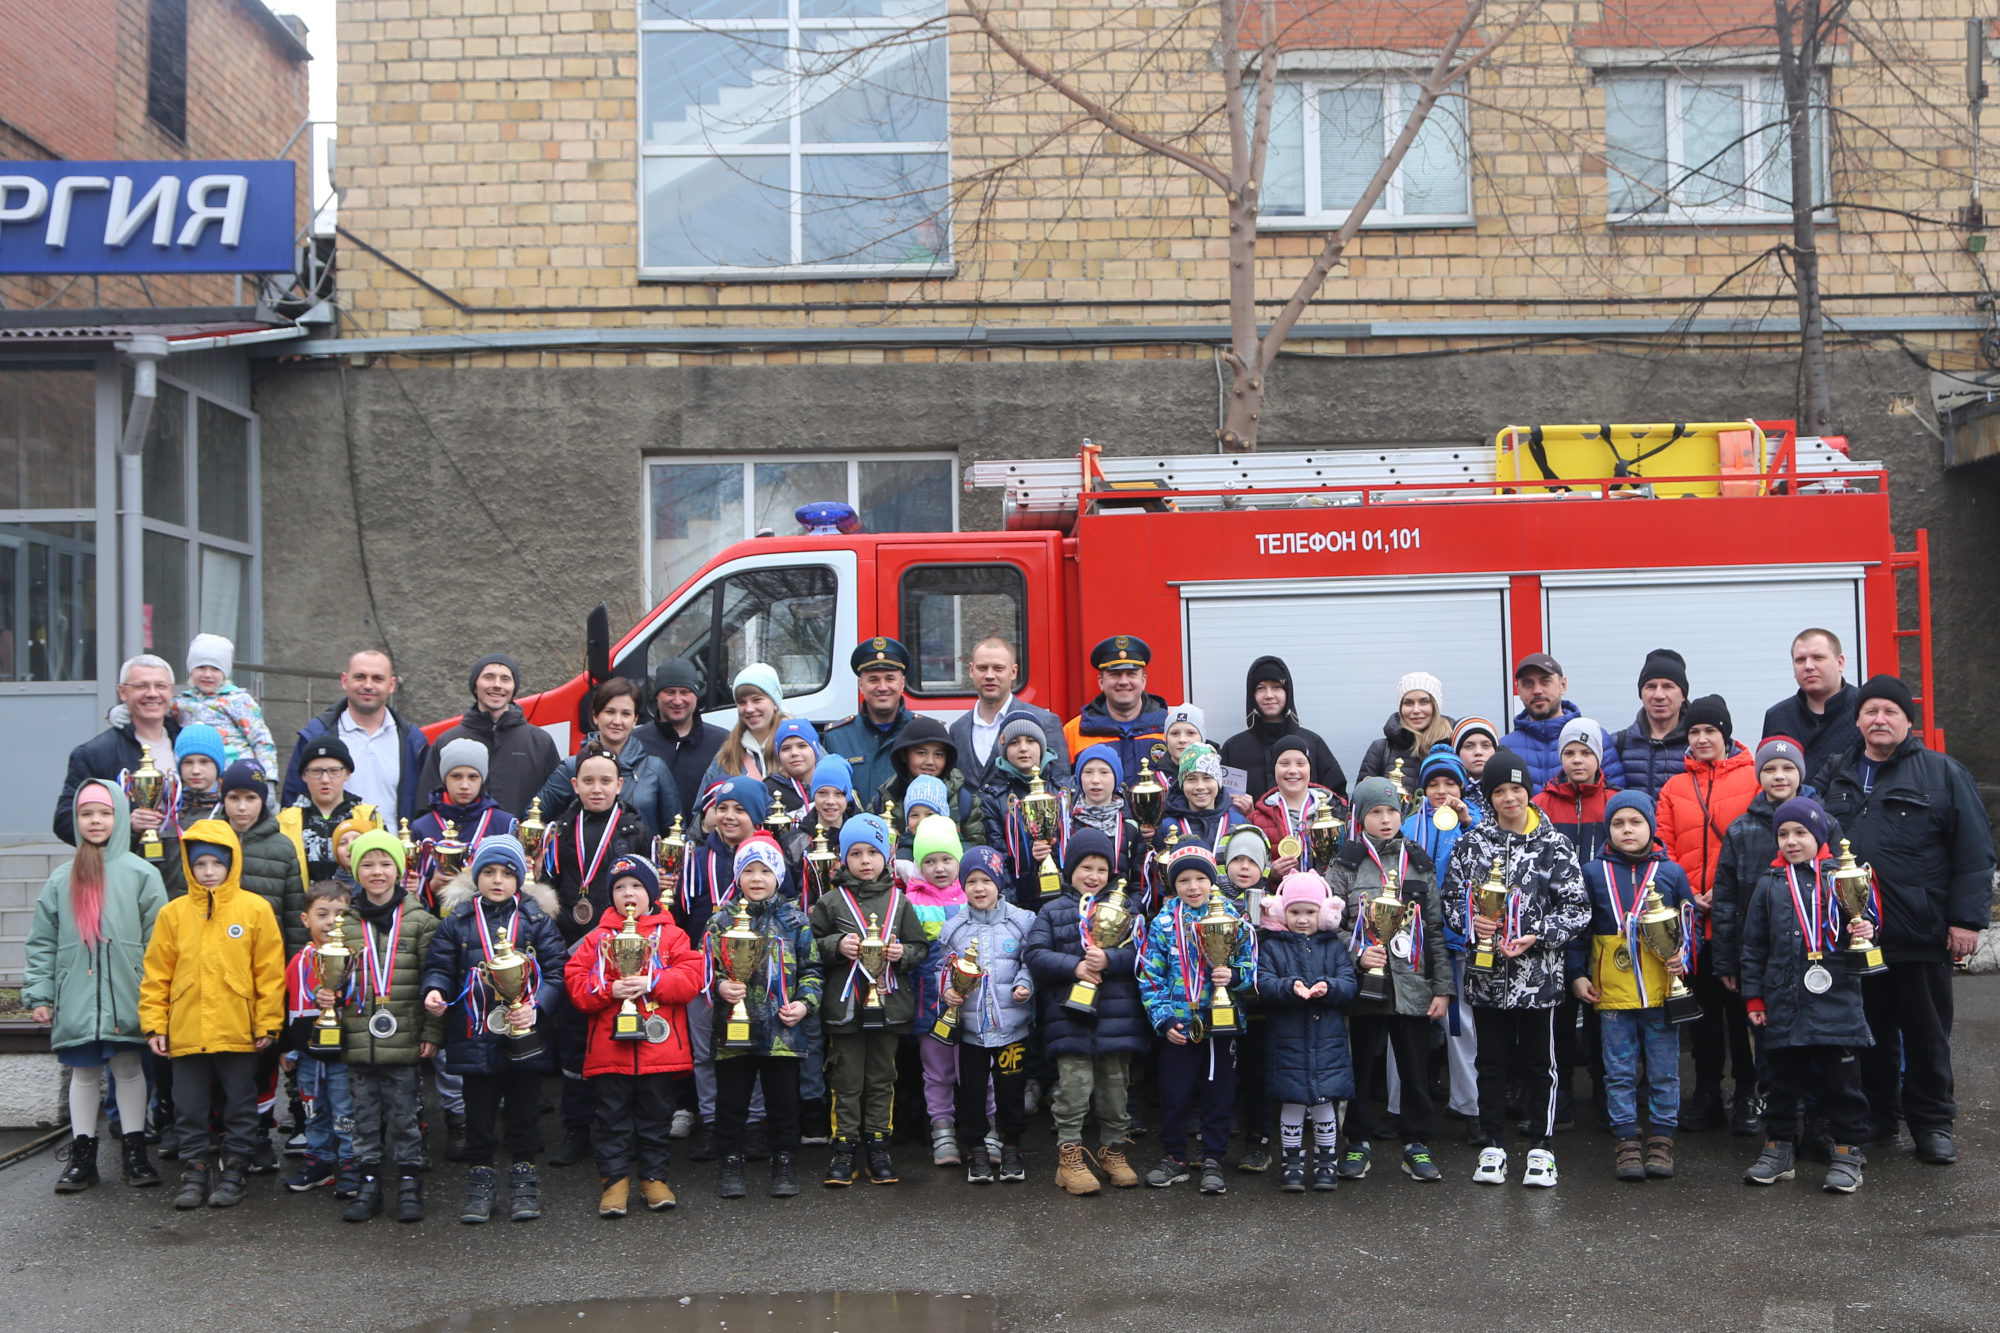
[447,421,1940,772]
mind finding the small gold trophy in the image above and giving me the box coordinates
[130,745,166,861]
[608,903,649,1042]
[1470,858,1509,972]
[766,801,794,838]
[720,899,768,1050]
[481,931,540,1061]
[1065,880,1134,1014]
[1635,885,1703,1024]
[311,934,352,1052]
[1129,758,1166,827]
[1308,799,1343,867]
[433,820,468,880]
[1019,773,1063,900]
[879,797,898,843]
[930,938,985,1044]
[1358,873,1410,1004]
[856,912,890,1029]
[397,817,420,888]
[517,798,548,870]
[802,828,839,909]
[652,814,689,883]
[1830,839,1889,976]
[1387,757,1409,807]
[1195,889,1243,1034]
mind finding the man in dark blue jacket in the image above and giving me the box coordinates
[1760,628,1860,789]
[819,638,916,810]
[631,658,726,821]
[1817,675,1994,1167]
[1612,648,1690,798]
[1501,652,1626,792]
[281,650,431,823]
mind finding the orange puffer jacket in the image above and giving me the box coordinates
[1654,744,1760,943]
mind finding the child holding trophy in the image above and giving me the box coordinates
[979,713,1064,909]
[1567,792,1696,1183]
[281,880,355,1198]
[420,834,565,1224]
[1329,778,1452,1185]
[1138,842,1255,1194]
[1254,871,1358,1192]
[704,836,821,1200]
[809,814,929,1187]
[1740,797,1876,1193]
[409,738,517,908]
[1022,829,1146,1196]
[907,816,970,1166]
[934,846,1037,1184]
[1441,748,1589,1189]
[1248,735,1346,878]
[565,855,703,1218]
[1403,747,1483,1131]
[330,830,443,1223]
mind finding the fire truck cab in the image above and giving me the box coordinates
[486,421,1939,769]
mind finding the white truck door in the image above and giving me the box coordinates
[1180,576,1513,784]
[1541,565,1865,735]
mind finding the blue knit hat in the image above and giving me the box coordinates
[1162,841,1217,890]
[712,774,770,824]
[773,718,822,759]
[905,774,950,820]
[959,845,1007,891]
[1417,745,1466,789]
[607,854,660,907]
[1605,789,1657,838]
[1772,796,1832,851]
[176,723,226,773]
[1074,743,1124,790]
[470,833,529,886]
[812,754,855,801]
[838,813,893,863]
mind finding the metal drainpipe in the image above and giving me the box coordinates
[115,335,169,661]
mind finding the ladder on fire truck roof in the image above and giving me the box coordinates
[965,424,1882,532]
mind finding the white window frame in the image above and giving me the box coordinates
[1253,74,1474,230]
[636,0,953,280]
[643,451,959,604]
[1603,69,1831,226]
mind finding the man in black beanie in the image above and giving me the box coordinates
[633,658,727,818]
[1818,674,1995,1166]
[1613,648,1691,798]
[413,652,560,818]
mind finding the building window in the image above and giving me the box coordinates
[1253,77,1471,227]
[898,564,1026,696]
[147,0,188,140]
[647,453,955,602]
[130,373,259,670]
[1604,74,1827,223]
[638,0,951,277]
[0,366,97,683]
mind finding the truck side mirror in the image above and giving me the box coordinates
[587,602,611,686]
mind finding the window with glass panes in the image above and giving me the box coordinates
[131,373,258,671]
[1254,76,1471,227]
[647,453,955,601]
[638,0,951,276]
[1604,72,1828,222]
[0,363,98,683]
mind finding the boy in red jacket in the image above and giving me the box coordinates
[564,855,704,1219]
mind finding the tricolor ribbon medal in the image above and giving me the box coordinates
[1787,861,1837,994]
[1607,861,1658,1002]
[362,904,404,1038]
[572,814,620,924]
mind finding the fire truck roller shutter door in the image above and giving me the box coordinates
[1540,568,1865,740]
[1181,579,1512,785]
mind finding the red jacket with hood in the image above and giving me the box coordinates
[564,904,705,1075]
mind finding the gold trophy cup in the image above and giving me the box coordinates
[880,798,897,839]
[1635,885,1703,1024]
[652,814,689,884]
[1129,758,1165,827]
[720,899,768,1050]
[1830,839,1889,975]
[1019,773,1063,901]
[930,938,985,1043]
[1308,799,1343,867]
[517,797,548,868]
[802,828,839,908]
[481,930,541,1061]
[433,820,468,880]
[1194,889,1243,1034]
[766,801,794,838]
[311,934,352,1051]
[1065,880,1133,1014]
[1388,757,1409,806]
[397,817,421,888]
[1470,858,1509,972]
[130,745,166,861]
[608,903,650,1042]
[1357,873,1410,1004]
[856,912,890,1029]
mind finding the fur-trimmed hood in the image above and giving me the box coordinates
[436,868,560,921]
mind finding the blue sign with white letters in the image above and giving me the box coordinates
[0,160,296,274]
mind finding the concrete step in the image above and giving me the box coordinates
[0,845,66,988]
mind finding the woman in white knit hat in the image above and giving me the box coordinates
[1356,671,1455,783]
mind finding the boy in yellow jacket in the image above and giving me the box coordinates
[140,819,285,1210]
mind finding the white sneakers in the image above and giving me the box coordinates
[1472,1146,1559,1187]
[669,1109,696,1140]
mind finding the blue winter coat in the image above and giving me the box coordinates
[282,701,432,823]
[1564,847,1699,986]
[1502,700,1627,793]
[1611,709,1689,800]
[1254,929,1360,1106]
[1760,683,1861,790]
[1022,889,1148,1056]
[1137,895,1256,1033]
[419,880,568,1075]
[1740,858,1873,1050]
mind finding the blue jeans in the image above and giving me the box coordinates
[296,1055,355,1163]
[1600,1007,1681,1138]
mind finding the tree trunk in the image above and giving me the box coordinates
[1779,0,1836,435]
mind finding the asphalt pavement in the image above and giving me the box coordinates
[4,978,1998,1333]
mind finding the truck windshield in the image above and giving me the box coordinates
[638,564,838,710]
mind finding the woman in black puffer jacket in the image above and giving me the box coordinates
[1356,671,1456,783]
